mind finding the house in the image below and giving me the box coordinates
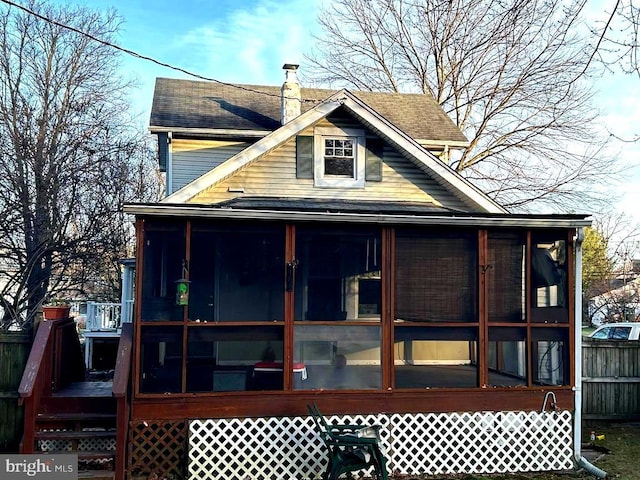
[80,258,136,370]
[19,65,593,479]
[589,277,640,325]
[119,64,594,479]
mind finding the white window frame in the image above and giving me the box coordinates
[314,127,366,188]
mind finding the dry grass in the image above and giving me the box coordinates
[583,423,640,479]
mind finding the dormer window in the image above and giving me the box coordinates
[323,138,354,177]
[296,128,383,185]
[314,127,366,188]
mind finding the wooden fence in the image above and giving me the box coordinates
[582,337,640,420]
[0,333,31,452]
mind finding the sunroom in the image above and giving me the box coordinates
[124,202,588,478]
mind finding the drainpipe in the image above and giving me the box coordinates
[573,226,608,478]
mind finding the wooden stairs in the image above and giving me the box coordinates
[33,382,117,480]
[19,317,132,480]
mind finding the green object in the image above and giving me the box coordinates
[175,278,190,306]
[307,402,388,480]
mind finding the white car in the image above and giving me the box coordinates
[589,322,640,340]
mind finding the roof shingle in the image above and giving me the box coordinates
[150,77,468,145]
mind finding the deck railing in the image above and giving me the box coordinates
[85,301,123,331]
[18,317,85,452]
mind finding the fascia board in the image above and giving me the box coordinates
[418,139,470,149]
[124,203,592,229]
[149,126,272,138]
[162,99,343,204]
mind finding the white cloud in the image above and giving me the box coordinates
[174,0,321,84]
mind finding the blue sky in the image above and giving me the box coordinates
[51,0,639,229]
[79,0,321,117]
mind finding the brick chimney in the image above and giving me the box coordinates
[281,64,301,124]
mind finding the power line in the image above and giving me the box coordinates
[0,0,320,103]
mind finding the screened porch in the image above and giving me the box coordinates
[134,216,573,400]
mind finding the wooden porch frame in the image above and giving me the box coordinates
[130,218,576,417]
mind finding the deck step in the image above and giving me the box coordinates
[36,412,117,430]
[35,430,116,440]
[37,412,117,421]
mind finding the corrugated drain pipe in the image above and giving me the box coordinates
[574,227,608,479]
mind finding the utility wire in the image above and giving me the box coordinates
[0,0,322,103]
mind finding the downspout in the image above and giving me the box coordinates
[166,132,173,196]
[573,226,608,478]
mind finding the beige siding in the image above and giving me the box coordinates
[172,139,250,192]
[190,136,469,211]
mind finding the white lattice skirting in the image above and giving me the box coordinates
[189,410,574,480]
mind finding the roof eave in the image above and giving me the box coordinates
[124,203,592,229]
[149,126,273,138]
[418,139,470,149]
[148,127,472,148]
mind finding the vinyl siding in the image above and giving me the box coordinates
[171,139,251,192]
[189,136,469,211]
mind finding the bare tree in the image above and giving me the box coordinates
[583,212,640,324]
[0,0,162,332]
[306,0,618,211]
[584,1,640,77]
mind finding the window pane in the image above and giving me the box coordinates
[324,137,355,177]
[488,327,527,386]
[395,230,477,322]
[532,328,569,386]
[488,232,526,322]
[189,223,285,322]
[294,325,381,390]
[531,232,568,323]
[187,326,284,392]
[295,226,382,321]
[140,326,183,393]
[611,327,631,340]
[590,327,610,339]
[141,221,186,321]
[324,157,354,176]
[394,327,478,388]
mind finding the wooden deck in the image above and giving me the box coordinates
[19,317,130,480]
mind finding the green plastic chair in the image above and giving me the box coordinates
[307,403,388,480]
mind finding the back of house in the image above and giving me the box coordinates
[121,65,591,480]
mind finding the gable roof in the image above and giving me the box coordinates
[162,89,506,213]
[150,78,469,147]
